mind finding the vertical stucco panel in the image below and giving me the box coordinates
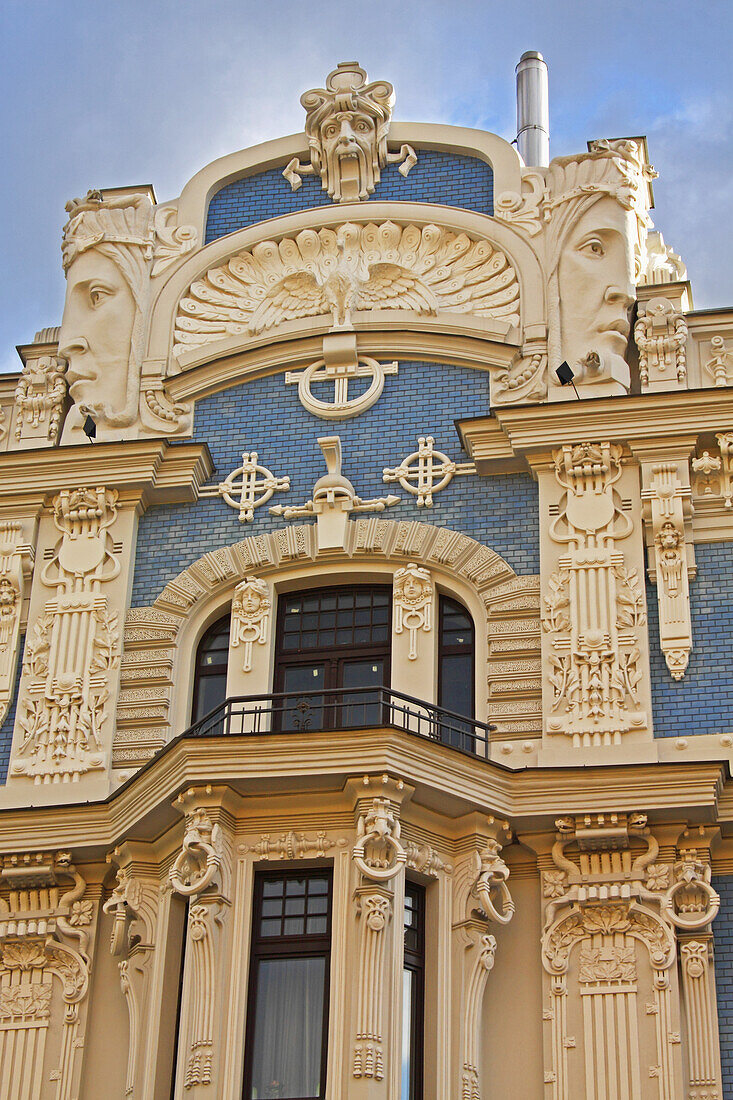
[481,873,544,1094]
[79,903,129,1099]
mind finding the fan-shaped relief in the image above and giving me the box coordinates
[172,220,521,357]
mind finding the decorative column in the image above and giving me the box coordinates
[347,775,410,1098]
[536,443,653,758]
[538,813,690,1099]
[0,850,97,1100]
[169,785,235,1100]
[451,816,514,1100]
[0,520,34,727]
[102,843,160,1100]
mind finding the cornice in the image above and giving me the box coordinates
[0,439,213,512]
[0,727,723,853]
[458,388,733,472]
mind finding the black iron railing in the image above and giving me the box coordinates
[185,686,494,758]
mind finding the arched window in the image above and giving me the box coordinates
[191,614,231,723]
[438,596,474,748]
[274,585,391,730]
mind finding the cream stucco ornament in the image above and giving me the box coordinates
[231,576,270,672]
[383,435,476,507]
[283,61,417,203]
[198,450,290,521]
[172,221,520,355]
[59,191,154,434]
[59,189,195,442]
[13,488,121,783]
[393,562,433,660]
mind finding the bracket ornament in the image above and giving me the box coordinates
[353,795,407,881]
[634,297,688,391]
[383,436,476,507]
[13,487,121,783]
[284,61,416,203]
[231,576,270,672]
[14,355,67,445]
[641,463,693,679]
[170,807,223,897]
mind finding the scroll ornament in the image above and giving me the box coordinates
[169,808,223,897]
[471,838,515,925]
[231,577,270,671]
[393,563,433,660]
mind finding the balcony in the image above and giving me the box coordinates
[183,686,494,758]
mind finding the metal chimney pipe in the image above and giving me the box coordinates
[516,50,549,167]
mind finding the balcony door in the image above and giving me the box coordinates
[274,586,391,730]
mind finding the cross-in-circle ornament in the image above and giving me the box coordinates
[383,435,476,507]
[198,451,290,522]
[285,356,398,420]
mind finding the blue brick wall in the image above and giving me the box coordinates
[0,638,24,783]
[131,362,538,606]
[205,151,494,244]
[714,875,733,1096]
[648,542,733,737]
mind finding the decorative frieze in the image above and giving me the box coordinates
[383,435,476,507]
[12,488,121,783]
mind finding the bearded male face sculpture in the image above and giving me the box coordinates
[58,191,153,433]
[284,61,416,204]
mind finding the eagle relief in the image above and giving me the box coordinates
[173,221,520,356]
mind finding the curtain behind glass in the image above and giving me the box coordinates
[248,956,325,1098]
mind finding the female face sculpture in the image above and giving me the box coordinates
[58,191,153,432]
[557,195,636,389]
[58,249,139,424]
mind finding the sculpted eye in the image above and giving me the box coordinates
[355,120,370,132]
[89,285,111,307]
[583,238,605,257]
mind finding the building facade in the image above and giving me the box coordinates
[0,56,732,1099]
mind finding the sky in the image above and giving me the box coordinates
[1,0,731,374]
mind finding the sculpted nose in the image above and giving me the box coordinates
[604,285,635,310]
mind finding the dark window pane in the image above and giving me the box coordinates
[263,879,284,898]
[308,877,329,896]
[192,674,227,722]
[283,917,304,936]
[306,915,327,934]
[248,957,326,1099]
[285,878,307,896]
[440,654,473,718]
[260,918,282,938]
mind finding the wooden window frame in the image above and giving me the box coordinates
[437,595,475,719]
[403,880,426,1100]
[243,867,333,1100]
[190,613,231,724]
